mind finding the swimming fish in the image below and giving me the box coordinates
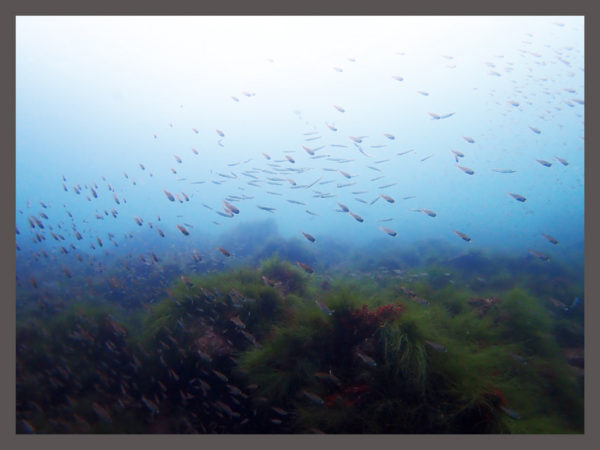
[173,154,182,163]
[217,247,231,257]
[555,156,569,166]
[349,211,364,222]
[508,192,526,202]
[262,275,278,287]
[500,407,521,420]
[302,390,325,405]
[492,168,516,173]
[333,105,345,113]
[229,316,246,329]
[176,225,190,235]
[302,232,316,243]
[528,249,550,261]
[536,159,552,167]
[380,194,395,203]
[425,340,447,353]
[412,208,437,217]
[379,226,397,237]
[453,230,472,242]
[296,262,314,274]
[541,233,558,244]
[392,75,404,81]
[216,129,225,137]
[529,126,541,134]
[349,136,367,144]
[217,210,234,218]
[223,200,240,214]
[463,136,475,144]
[457,165,475,175]
[164,190,175,201]
[180,275,194,288]
[315,300,333,315]
[356,351,377,367]
[92,402,113,424]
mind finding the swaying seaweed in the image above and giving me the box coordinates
[16,253,583,434]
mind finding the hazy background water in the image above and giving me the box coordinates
[16,16,584,282]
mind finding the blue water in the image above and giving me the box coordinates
[16,16,584,287]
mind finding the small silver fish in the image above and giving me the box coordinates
[541,233,558,244]
[315,299,333,315]
[379,226,397,237]
[302,390,325,405]
[412,208,437,217]
[297,262,314,274]
[536,159,552,167]
[349,211,364,222]
[528,249,550,261]
[356,351,377,367]
[302,231,316,242]
[457,165,475,175]
[163,190,175,202]
[217,247,231,257]
[508,192,526,202]
[425,340,447,353]
[453,230,471,242]
[500,406,520,420]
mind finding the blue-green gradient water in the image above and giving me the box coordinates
[15,16,584,434]
[16,17,583,268]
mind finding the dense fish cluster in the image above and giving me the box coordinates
[16,23,583,286]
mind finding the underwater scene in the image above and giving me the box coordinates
[15,16,584,434]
